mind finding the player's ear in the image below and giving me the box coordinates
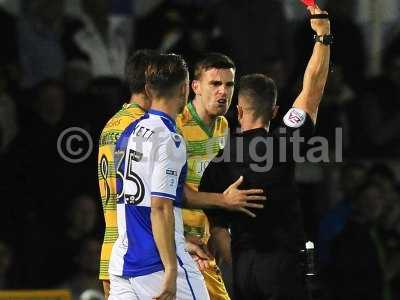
[272,105,279,119]
[237,104,243,122]
[191,80,201,96]
[179,81,188,99]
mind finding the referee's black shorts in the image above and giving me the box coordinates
[232,249,308,300]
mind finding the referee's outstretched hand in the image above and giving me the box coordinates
[308,4,330,35]
[222,176,266,218]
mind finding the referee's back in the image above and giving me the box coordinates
[200,108,315,253]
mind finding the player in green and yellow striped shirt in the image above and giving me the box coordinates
[98,50,156,298]
[177,53,237,300]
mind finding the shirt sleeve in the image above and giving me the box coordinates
[279,107,316,162]
[199,159,231,229]
[282,107,315,139]
[151,135,184,201]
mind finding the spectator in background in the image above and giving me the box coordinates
[208,0,290,129]
[212,0,289,75]
[0,66,18,154]
[352,52,400,157]
[1,74,103,287]
[135,4,186,53]
[379,197,400,300]
[72,0,128,78]
[48,194,101,286]
[6,79,69,229]
[136,3,229,68]
[0,7,19,93]
[329,181,387,300]
[368,164,398,204]
[18,0,81,88]
[30,79,66,128]
[318,162,367,267]
[64,194,101,242]
[64,59,92,97]
[60,238,103,300]
[315,65,355,153]
[370,164,400,299]
[83,77,128,137]
[0,240,16,289]
[384,30,400,68]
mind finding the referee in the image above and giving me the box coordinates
[199,5,331,300]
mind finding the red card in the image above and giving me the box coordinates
[300,0,316,7]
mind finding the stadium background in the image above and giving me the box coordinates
[0,0,399,299]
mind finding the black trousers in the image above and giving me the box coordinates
[232,249,308,300]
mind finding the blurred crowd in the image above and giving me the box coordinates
[316,163,400,300]
[0,0,399,299]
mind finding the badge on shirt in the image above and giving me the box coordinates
[283,108,306,128]
[172,133,181,148]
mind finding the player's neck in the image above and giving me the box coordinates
[240,117,269,132]
[129,93,150,110]
[151,100,178,121]
[192,97,217,127]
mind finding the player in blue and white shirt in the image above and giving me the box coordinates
[108,54,209,300]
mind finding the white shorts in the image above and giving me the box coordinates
[109,262,210,300]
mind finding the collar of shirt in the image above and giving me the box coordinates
[148,109,176,128]
[236,127,268,137]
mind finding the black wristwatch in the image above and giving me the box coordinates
[313,34,334,45]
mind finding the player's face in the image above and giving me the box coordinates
[194,68,235,118]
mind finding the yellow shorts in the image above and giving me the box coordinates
[182,209,230,299]
[202,259,230,300]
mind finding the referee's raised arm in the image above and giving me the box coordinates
[292,4,331,124]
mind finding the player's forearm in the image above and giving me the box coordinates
[303,41,330,96]
[293,4,331,122]
[295,42,330,118]
[183,185,225,209]
[209,227,232,266]
[151,197,178,271]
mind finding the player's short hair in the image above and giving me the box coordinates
[145,53,188,99]
[239,74,277,123]
[193,52,235,80]
[125,49,159,94]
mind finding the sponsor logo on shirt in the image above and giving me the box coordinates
[166,169,178,176]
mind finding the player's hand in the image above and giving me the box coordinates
[185,237,213,271]
[153,268,177,300]
[222,176,266,218]
[308,5,330,35]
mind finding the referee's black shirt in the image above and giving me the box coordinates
[200,109,315,253]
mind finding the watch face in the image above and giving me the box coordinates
[324,35,334,45]
[314,34,333,45]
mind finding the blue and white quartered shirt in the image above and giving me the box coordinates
[109,109,188,277]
